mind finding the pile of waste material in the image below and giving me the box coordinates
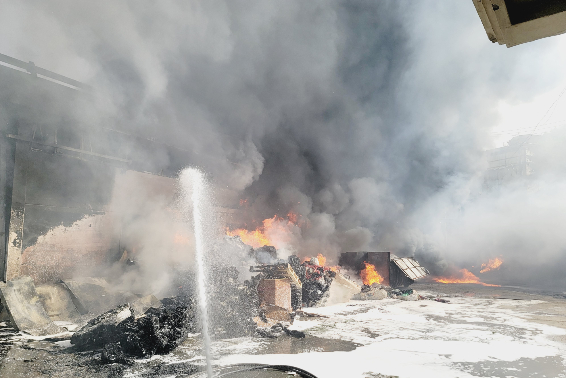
[255,322,306,339]
[388,288,419,301]
[207,265,259,338]
[353,284,388,300]
[351,285,453,304]
[0,268,264,365]
[71,296,196,364]
[288,255,337,307]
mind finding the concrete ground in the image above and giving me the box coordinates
[0,283,565,378]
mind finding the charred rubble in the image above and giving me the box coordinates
[207,265,259,338]
[68,265,262,363]
[70,296,196,363]
[0,243,432,366]
[288,256,336,307]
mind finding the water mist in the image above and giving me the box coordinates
[179,168,213,377]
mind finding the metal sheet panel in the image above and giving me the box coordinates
[392,257,429,280]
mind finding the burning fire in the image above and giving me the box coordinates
[287,211,298,224]
[360,262,383,285]
[226,213,298,249]
[226,227,271,248]
[433,268,500,287]
[303,254,340,272]
[480,257,503,273]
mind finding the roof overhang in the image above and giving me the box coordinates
[473,0,566,47]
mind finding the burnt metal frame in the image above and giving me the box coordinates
[0,54,92,282]
[0,53,91,91]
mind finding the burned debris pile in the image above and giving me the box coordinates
[250,251,431,318]
[71,296,196,363]
[353,284,388,300]
[207,266,259,338]
[0,242,434,366]
[289,256,336,307]
[255,322,306,339]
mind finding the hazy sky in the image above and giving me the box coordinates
[0,1,565,289]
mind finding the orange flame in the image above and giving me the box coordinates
[360,262,383,285]
[226,213,298,249]
[287,212,298,223]
[226,227,271,248]
[433,269,500,287]
[480,257,503,273]
[317,253,326,266]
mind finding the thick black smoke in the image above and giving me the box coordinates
[0,1,565,290]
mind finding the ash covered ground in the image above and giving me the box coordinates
[0,283,564,378]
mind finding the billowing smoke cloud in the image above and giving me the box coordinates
[0,1,564,291]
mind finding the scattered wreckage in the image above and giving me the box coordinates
[0,247,433,365]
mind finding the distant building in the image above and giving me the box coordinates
[473,0,566,47]
[484,135,535,186]
[485,143,532,183]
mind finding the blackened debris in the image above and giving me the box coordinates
[255,322,305,339]
[288,256,304,280]
[208,266,259,338]
[283,327,305,338]
[101,342,133,365]
[300,262,336,307]
[141,297,197,354]
[255,323,284,339]
[291,286,303,310]
[70,296,196,361]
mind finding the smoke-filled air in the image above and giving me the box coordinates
[0,1,564,292]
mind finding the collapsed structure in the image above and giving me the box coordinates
[339,252,430,288]
[249,250,430,326]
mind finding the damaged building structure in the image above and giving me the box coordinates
[339,252,430,288]
[0,52,431,363]
[0,53,203,285]
[0,54,227,355]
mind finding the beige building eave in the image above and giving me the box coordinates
[473,0,566,47]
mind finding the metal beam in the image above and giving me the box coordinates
[0,53,91,91]
[4,134,130,164]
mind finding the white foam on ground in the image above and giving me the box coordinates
[216,294,565,378]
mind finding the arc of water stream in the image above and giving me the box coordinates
[182,168,213,377]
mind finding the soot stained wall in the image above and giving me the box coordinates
[0,65,119,282]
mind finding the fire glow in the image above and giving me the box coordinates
[316,253,341,272]
[226,213,298,249]
[433,268,500,287]
[360,262,383,285]
[480,257,503,273]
